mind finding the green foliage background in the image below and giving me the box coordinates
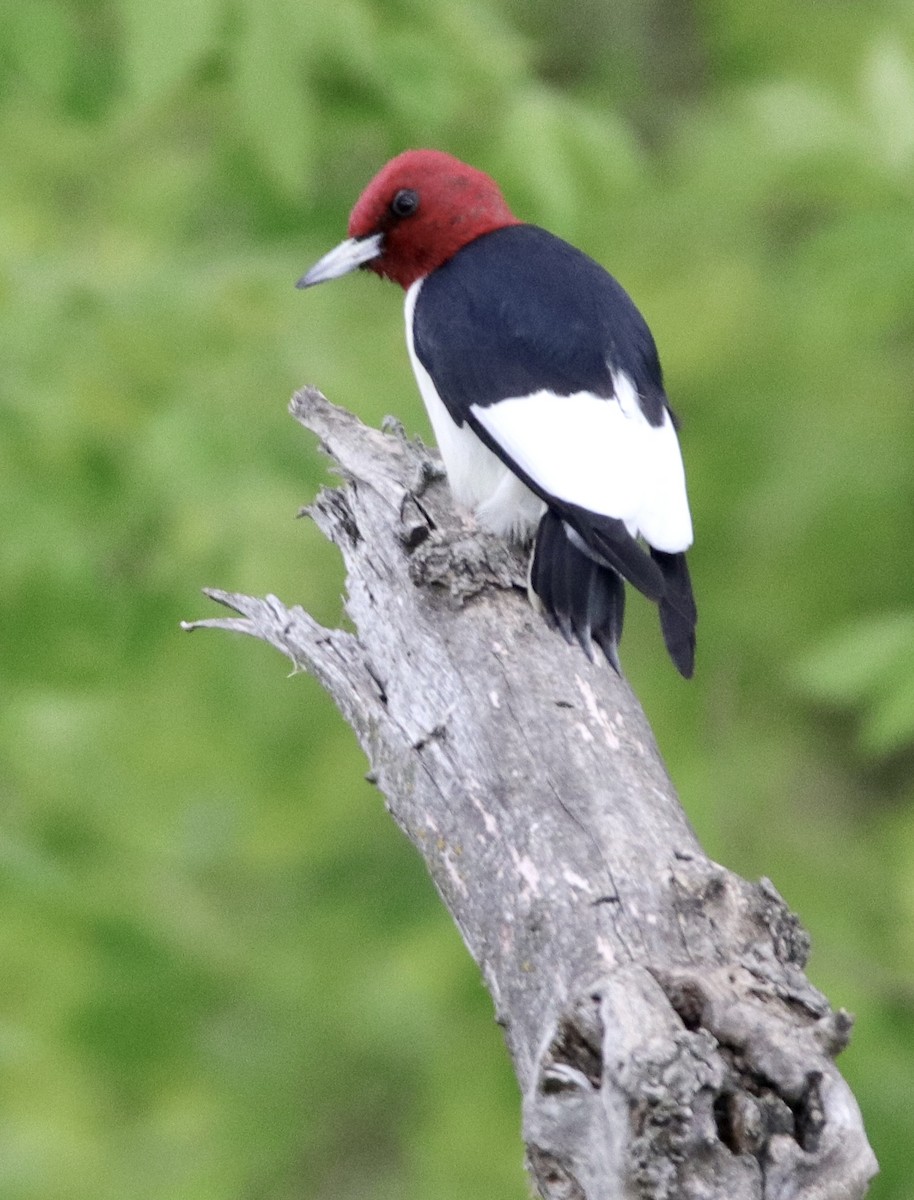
[2,0,913,1196]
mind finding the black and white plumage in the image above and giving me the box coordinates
[404,225,696,676]
[299,149,697,676]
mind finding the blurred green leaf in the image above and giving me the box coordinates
[1,2,76,105]
[794,613,914,755]
[861,35,914,175]
[794,613,914,701]
[230,0,315,196]
[120,0,220,107]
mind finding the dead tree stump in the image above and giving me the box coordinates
[184,387,876,1200]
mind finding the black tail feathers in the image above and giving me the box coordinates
[530,509,625,672]
[650,548,697,679]
[529,511,697,678]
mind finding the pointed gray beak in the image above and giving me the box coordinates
[296,233,384,288]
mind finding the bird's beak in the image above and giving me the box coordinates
[295,233,384,288]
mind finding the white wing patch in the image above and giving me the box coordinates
[470,371,693,553]
[405,282,691,551]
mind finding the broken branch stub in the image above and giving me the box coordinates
[183,387,876,1200]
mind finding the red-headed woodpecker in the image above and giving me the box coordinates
[298,149,696,677]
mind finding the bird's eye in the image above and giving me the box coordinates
[390,188,419,218]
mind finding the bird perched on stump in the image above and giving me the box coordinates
[298,149,697,677]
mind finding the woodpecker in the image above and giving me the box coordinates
[298,149,696,677]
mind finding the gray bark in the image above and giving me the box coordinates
[183,386,877,1200]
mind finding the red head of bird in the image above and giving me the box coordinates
[299,149,520,292]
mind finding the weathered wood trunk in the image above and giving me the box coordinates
[184,387,877,1200]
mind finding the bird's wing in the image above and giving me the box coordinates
[467,379,691,552]
[410,224,692,554]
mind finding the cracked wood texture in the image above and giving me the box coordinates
[184,387,877,1200]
